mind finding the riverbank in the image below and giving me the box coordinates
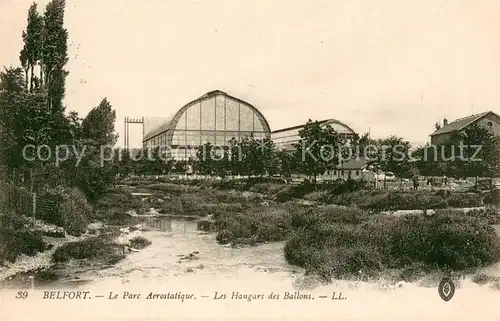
[4,216,499,321]
[0,217,152,288]
[3,178,499,291]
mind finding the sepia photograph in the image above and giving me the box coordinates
[0,0,499,320]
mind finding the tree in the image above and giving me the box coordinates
[292,120,345,183]
[276,150,293,178]
[243,136,278,177]
[369,136,412,187]
[447,124,500,178]
[81,98,118,147]
[195,142,215,175]
[0,67,51,180]
[228,137,243,176]
[413,144,444,177]
[146,146,168,175]
[213,146,230,178]
[20,3,44,92]
[42,0,69,114]
[350,132,371,157]
[74,98,118,202]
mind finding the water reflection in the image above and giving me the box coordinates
[148,217,198,233]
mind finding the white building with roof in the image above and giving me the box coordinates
[430,111,500,145]
[271,119,357,151]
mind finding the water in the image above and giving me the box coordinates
[3,217,500,319]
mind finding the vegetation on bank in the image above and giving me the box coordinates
[121,177,492,211]
[284,211,500,280]
[0,211,49,265]
[129,236,152,250]
[36,188,93,236]
[212,195,500,280]
[52,237,123,265]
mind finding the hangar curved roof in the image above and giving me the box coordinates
[143,90,271,141]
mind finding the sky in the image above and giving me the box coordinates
[1,0,499,147]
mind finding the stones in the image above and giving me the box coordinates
[177,251,200,262]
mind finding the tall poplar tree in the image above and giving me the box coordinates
[19,3,44,92]
[42,0,68,114]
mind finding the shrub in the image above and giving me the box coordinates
[215,206,292,245]
[445,192,482,208]
[215,190,263,204]
[436,208,500,225]
[97,191,148,214]
[129,236,151,250]
[284,211,500,279]
[329,179,367,196]
[290,206,368,229]
[248,183,285,196]
[484,188,500,206]
[216,229,233,244]
[327,190,483,211]
[37,187,92,236]
[303,191,328,202]
[275,182,316,202]
[0,210,28,230]
[52,237,123,264]
[144,183,191,194]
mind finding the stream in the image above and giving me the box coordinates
[2,217,500,320]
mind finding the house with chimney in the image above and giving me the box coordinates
[430,111,500,145]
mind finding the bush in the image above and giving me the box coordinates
[144,183,195,194]
[215,206,293,245]
[215,190,263,204]
[37,187,92,236]
[0,210,28,230]
[275,182,316,202]
[445,192,483,208]
[290,205,368,229]
[52,237,123,264]
[96,190,148,214]
[129,236,151,250]
[484,188,500,206]
[327,190,483,211]
[436,208,500,225]
[284,211,500,279]
[248,183,281,195]
[0,228,47,264]
[329,179,367,196]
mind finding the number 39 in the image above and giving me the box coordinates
[15,291,28,299]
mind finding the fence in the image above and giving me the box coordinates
[0,180,35,216]
[0,180,58,223]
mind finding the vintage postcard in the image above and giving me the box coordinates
[1,0,499,320]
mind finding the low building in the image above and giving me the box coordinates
[430,111,500,145]
[271,119,357,151]
[320,157,375,182]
